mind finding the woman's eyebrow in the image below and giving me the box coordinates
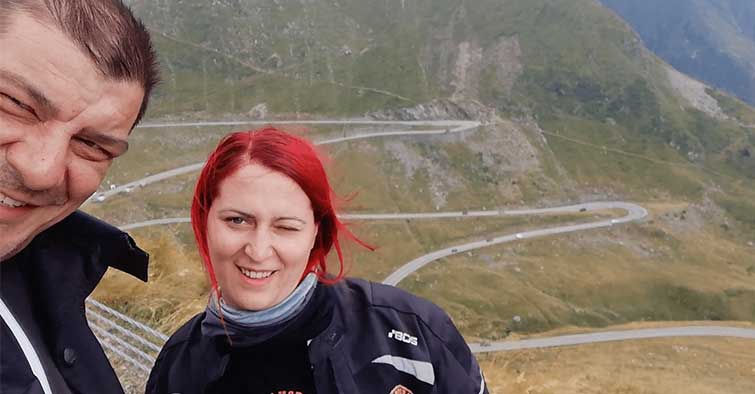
[217,210,305,224]
[276,216,306,224]
[219,209,253,218]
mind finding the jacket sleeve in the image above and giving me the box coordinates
[426,311,488,394]
[145,348,169,394]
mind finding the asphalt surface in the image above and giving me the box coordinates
[469,326,755,353]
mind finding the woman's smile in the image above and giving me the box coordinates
[236,265,277,286]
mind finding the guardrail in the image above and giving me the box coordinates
[85,299,168,385]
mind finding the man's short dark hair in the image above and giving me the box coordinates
[0,0,159,127]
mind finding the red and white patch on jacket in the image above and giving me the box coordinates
[389,384,413,394]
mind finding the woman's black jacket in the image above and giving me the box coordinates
[146,278,488,394]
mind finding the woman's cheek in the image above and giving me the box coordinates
[216,228,245,256]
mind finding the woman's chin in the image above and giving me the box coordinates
[226,295,275,311]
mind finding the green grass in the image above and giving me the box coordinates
[708,88,755,125]
[537,117,707,200]
[715,195,755,234]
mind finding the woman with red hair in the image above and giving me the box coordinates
[147,128,487,394]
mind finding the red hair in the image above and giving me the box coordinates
[191,127,372,297]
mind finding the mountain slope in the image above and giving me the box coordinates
[131,0,755,212]
[115,0,755,334]
[600,0,755,106]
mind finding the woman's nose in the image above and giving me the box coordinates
[244,230,273,261]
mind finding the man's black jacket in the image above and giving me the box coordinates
[147,278,488,394]
[1,211,149,394]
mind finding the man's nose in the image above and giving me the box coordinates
[7,131,68,192]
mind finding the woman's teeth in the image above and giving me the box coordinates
[240,267,274,279]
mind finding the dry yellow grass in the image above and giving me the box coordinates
[91,224,209,333]
[478,334,755,394]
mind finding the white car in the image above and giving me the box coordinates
[515,233,524,240]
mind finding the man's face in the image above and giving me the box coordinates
[0,13,145,260]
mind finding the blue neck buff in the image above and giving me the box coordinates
[202,272,318,347]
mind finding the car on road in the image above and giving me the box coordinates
[579,207,587,212]
[451,248,458,253]
[610,219,620,225]
[515,233,524,239]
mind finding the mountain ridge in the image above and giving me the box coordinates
[600,0,755,106]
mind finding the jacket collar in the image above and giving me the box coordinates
[4,210,149,394]
[39,210,149,283]
[186,285,347,389]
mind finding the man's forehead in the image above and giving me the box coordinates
[3,13,100,80]
[0,14,145,142]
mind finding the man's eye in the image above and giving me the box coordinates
[0,93,37,118]
[72,137,112,161]
[78,138,97,147]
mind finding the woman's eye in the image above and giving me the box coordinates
[278,226,299,232]
[228,217,246,225]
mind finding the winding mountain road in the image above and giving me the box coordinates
[88,119,754,378]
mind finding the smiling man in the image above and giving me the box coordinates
[0,1,158,393]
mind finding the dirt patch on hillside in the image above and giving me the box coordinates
[450,36,523,100]
[466,119,540,174]
[383,139,463,208]
[666,65,727,120]
[451,41,484,99]
[483,35,523,92]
